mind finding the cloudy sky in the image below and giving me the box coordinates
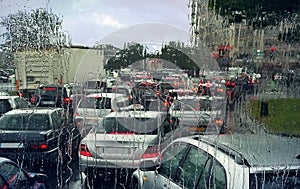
[0,0,191,47]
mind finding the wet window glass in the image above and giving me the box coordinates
[0,0,299,188]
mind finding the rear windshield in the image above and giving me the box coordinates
[98,117,161,134]
[102,87,129,96]
[38,86,68,98]
[174,99,212,111]
[78,97,111,109]
[0,114,50,130]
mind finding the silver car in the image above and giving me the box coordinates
[79,110,179,181]
[168,95,225,134]
[74,92,131,137]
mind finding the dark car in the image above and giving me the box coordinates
[0,157,48,189]
[30,84,72,111]
[0,108,81,173]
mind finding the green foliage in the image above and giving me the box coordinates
[0,8,69,52]
[210,0,300,31]
[250,98,300,136]
[104,41,199,74]
[104,43,145,70]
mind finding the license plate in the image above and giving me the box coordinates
[41,101,56,105]
[97,147,133,154]
[0,143,24,148]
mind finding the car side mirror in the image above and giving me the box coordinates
[139,160,158,171]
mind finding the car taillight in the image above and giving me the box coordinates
[31,144,48,149]
[111,109,114,112]
[30,97,35,104]
[80,144,92,157]
[141,145,161,159]
[63,97,72,104]
[215,119,223,125]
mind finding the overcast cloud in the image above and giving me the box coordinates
[0,0,191,47]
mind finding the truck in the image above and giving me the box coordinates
[14,49,70,98]
[14,47,105,99]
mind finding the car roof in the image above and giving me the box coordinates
[105,110,166,118]
[3,107,62,115]
[0,157,13,164]
[183,134,300,168]
[0,95,23,100]
[176,95,212,100]
[86,92,127,98]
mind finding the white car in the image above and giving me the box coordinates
[0,95,31,116]
[168,95,225,134]
[79,110,179,187]
[74,92,131,137]
[132,134,300,189]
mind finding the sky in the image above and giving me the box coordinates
[0,0,191,48]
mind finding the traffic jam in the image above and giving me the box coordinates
[0,64,231,188]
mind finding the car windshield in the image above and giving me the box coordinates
[0,114,50,130]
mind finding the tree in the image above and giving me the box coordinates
[104,43,146,70]
[210,0,300,30]
[0,8,70,53]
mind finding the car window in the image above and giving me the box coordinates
[14,98,28,109]
[159,142,189,181]
[177,146,212,188]
[51,111,62,129]
[0,114,50,130]
[79,97,111,109]
[38,86,68,98]
[0,100,12,114]
[114,96,130,108]
[100,117,160,134]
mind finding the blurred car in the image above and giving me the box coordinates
[79,110,179,187]
[101,85,133,99]
[30,84,72,110]
[0,91,9,96]
[0,96,31,116]
[0,107,81,172]
[132,134,300,189]
[0,70,10,83]
[168,95,224,134]
[0,157,48,189]
[74,92,132,137]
